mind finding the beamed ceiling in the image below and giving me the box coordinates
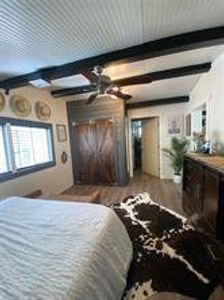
[1,0,224,107]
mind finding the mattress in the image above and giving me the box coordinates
[0,197,133,300]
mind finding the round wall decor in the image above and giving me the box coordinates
[9,94,31,117]
[35,101,51,121]
[61,151,68,164]
[0,93,6,111]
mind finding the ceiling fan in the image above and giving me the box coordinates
[84,65,132,104]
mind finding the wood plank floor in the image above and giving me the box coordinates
[63,173,183,214]
[63,173,224,300]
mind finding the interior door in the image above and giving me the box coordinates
[95,119,115,184]
[75,121,96,184]
[141,117,160,177]
[74,119,115,185]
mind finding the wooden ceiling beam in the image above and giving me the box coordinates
[51,62,211,98]
[0,26,223,90]
[113,62,211,87]
[126,96,189,109]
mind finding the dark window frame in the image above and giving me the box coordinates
[0,117,56,183]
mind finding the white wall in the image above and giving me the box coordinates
[0,86,73,199]
[188,51,224,153]
[128,103,188,179]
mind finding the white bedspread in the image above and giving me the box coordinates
[0,197,132,300]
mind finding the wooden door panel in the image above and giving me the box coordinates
[75,122,96,184]
[74,119,115,185]
[95,119,115,185]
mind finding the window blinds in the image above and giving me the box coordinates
[11,125,51,169]
[0,126,8,174]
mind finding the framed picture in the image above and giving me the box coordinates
[167,115,183,135]
[56,124,67,142]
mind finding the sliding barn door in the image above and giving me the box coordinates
[95,119,116,184]
[75,121,96,184]
[74,119,115,185]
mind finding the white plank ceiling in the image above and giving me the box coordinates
[1,0,224,102]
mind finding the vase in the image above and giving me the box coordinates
[173,174,182,184]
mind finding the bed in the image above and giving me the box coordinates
[0,197,133,300]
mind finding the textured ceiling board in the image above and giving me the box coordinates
[1,0,224,104]
[0,0,142,77]
[142,0,224,41]
[1,0,224,78]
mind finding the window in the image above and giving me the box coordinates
[11,126,52,169]
[0,126,9,174]
[0,117,55,182]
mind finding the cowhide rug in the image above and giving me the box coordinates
[112,193,220,300]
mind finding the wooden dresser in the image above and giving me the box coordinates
[183,153,224,241]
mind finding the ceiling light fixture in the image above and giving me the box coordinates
[112,85,119,92]
[29,78,51,88]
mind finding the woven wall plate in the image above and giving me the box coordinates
[35,101,51,121]
[9,94,31,117]
[0,93,6,111]
[61,151,68,164]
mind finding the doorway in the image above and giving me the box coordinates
[131,117,160,178]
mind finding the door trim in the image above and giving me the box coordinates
[127,115,161,179]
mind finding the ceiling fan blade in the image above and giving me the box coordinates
[86,92,98,104]
[109,90,132,101]
[82,70,99,84]
[51,85,96,98]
